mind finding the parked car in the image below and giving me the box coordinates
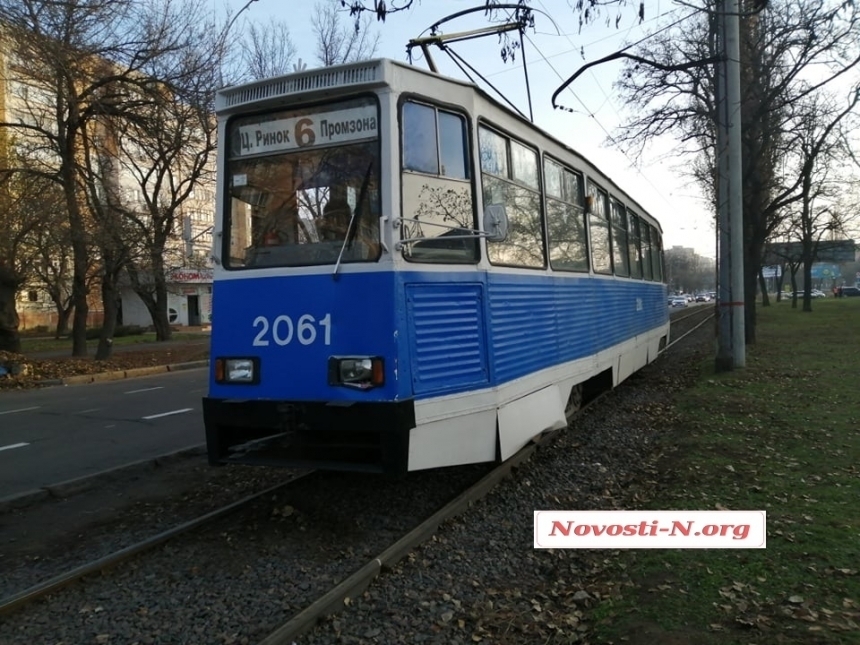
[792,290,827,299]
[839,286,860,297]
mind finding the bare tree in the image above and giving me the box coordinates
[312,0,380,66]
[0,0,230,356]
[789,96,860,311]
[241,22,298,80]
[0,169,52,352]
[118,77,219,343]
[613,0,860,342]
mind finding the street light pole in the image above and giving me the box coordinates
[715,0,745,371]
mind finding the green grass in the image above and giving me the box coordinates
[589,297,860,645]
[19,331,209,354]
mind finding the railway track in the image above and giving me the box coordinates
[0,473,315,617]
[257,309,715,644]
[0,309,713,645]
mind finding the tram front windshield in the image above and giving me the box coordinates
[224,97,381,269]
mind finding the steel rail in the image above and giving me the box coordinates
[0,472,315,617]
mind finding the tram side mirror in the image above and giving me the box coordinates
[483,204,508,242]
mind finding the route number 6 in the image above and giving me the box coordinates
[253,313,331,346]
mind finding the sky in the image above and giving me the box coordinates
[221,0,717,258]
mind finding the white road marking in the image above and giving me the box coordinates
[76,408,101,414]
[0,442,29,452]
[124,386,164,395]
[0,406,41,416]
[142,408,193,420]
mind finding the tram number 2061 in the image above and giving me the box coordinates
[252,314,331,347]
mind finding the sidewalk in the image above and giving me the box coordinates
[2,331,211,390]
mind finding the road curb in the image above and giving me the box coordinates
[0,444,207,515]
[32,360,209,388]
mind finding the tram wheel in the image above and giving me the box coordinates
[564,384,583,424]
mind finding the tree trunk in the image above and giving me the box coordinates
[790,268,798,309]
[55,305,72,339]
[0,266,22,354]
[95,268,120,361]
[801,246,814,313]
[758,268,769,306]
[62,147,90,357]
[48,290,73,338]
[744,242,761,345]
[128,252,173,342]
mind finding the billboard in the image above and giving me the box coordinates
[764,240,856,264]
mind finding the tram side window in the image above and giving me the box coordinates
[401,100,477,263]
[480,126,545,269]
[641,223,654,280]
[544,158,588,272]
[628,213,643,279]
[586,182,612,275]
[611,199,630,277]
[651,226,664,281]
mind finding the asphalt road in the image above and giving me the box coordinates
[0,368,208,498]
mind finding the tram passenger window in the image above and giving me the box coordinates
[544,159,588,272]
[641,224,654,280]
[586,182,613,275]
[651,226,664,281]
[479,128,508,177]
[511,141,538,189]
[611,200,630,277]
[628,213,643,279]
[479,126,545,269]
[401,100,477,263]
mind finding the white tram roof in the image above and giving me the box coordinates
[216,59,662,233]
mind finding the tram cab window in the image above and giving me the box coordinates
[400,100,477,264]
[586,182,613,275]
[224,96,381,269]
[544,158,588,272]
[479,126,545,269]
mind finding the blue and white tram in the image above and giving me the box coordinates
[203,59,669,474]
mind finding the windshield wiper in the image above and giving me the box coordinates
[333,160,374,280]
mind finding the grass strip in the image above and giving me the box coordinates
[589,297,860,645]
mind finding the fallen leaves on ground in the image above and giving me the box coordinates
[0,345,209,390]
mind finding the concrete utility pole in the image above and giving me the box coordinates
[715,0,746,371]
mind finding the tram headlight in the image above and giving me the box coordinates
[215,357,259,384]
[328,356,384,389]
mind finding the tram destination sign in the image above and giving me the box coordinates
[232,105,378,157]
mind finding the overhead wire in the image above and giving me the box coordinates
[513,4,699,209]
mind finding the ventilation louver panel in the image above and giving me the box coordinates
[218,63,383,111]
